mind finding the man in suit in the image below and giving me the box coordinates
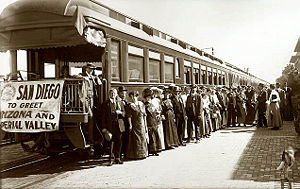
[118,86,131,158]
[171,86,187,146]
[257,83,268,127]
[102,88,125,166]
[186,85,201,143]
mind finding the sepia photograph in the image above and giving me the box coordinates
[0,0,300,188]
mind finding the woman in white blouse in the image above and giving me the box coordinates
[268,84,282,129]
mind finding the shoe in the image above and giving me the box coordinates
[195,140,199,143]
[181,143,186,146]
[186,139,191,143]
[108,159,114,166]
[154,153,159,156]
[115,159,123,164]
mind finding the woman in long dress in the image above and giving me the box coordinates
[126,91,148,159]
[236,88,247,126]
[245,86,256,125]
[151,87,165,150]
[268,84,282,129]
[161,88,180,149]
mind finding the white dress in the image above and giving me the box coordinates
[152,98,165,150]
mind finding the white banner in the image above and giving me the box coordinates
[0,80,64,133]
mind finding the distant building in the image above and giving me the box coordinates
[290,37,300,69]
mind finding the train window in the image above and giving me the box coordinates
[111,40,120,81]
[208,71,212,85]
[201,70,206,84]
[128,54,144,82]
[149,59,160,82]
[184,66,191,84]
[165,62,174,83]
[44,62,55,78]
[194,68,199,84]
[175,58,180,77]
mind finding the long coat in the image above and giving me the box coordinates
[257,90,267,112]
[102,99,125,136]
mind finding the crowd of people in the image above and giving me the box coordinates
[100,82,294,166]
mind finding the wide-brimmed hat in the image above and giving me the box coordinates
[118,86,127,92]
[143,88,153,98]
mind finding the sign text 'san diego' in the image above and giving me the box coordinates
[0,80,64,133]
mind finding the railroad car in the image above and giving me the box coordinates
[0,0,269,155]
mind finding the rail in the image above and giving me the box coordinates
[61,79,86,114]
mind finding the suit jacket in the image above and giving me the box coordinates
[170,95,186,120]
[102,99,125,135]
[257,90,267,112]
[186,93,202,118]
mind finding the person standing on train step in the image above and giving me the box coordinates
[118,86,130,158]
[79,63,102,145]
[102,89,125,166]
[170,86,187,146]
[256,83,268,128]
[186,85,201,143]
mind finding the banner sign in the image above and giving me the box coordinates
[0,80,64,133]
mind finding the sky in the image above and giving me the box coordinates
[1,0,300,83]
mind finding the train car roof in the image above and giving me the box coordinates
[0,0,261,80]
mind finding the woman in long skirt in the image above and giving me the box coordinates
[268,84,282,129]
[126,91,148,160]
[245,87,256,125]
[236,88,246,126]
[161,88,180,149]
[151,87,165,150]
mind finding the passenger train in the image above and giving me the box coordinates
[0,0,268,155]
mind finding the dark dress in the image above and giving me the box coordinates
[161,98,180,148]
[126,102,148,159]
[145,101,162,154]
[245,90,256,124]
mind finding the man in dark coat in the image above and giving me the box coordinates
[257,83,268,127]
[102,88,125,166]
[118,86,131,158]
[170,86,187,146]
[186,85,201,143]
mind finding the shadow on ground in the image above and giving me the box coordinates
[231,122,300,182]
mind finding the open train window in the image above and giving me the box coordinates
[194,68,199,84]
[44,62,55,78]
[175,58,180,78]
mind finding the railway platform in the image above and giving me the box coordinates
[1,121,300,189]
